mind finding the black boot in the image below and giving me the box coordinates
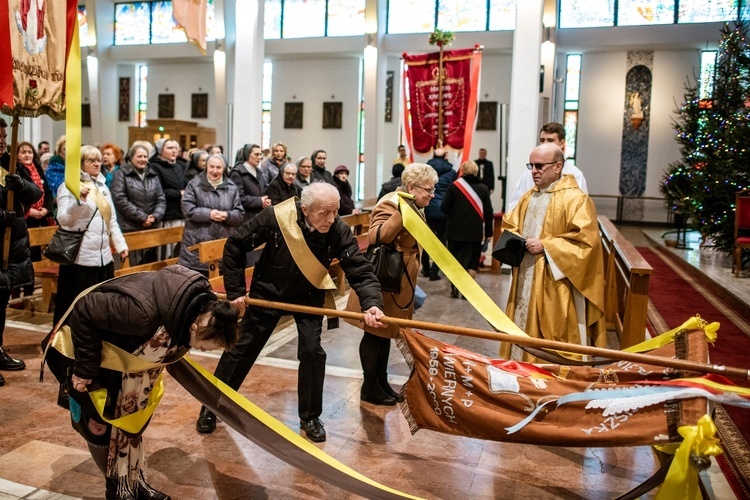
[105,478,137,500]
[360,333,396,406]
[375,338,404,402]
[0,372,5,386]
[196,406,216,434]
[360,378,396,406]
[138,480,171,500]
[0,347,25,371]
[450,285,459,298]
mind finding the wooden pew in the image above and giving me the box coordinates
[188,238,228,279]
[28,226,61,312]
[598,216,653,348]
[340,212,370,235]
[119,226,185,270]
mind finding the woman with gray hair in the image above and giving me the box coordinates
[441,160,494,298]
[53,145,129,324]
[178,154,244,275]
[111,143,167,265]
[346,163,437,406]
[294,156,314,191]
[265,162,301,205]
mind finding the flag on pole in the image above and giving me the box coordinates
[173,0,208,54]
[0,0,80,197]
[402,46,482,166]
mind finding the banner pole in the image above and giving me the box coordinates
[243,297,750,381]
[437,45,444,148]
[2,113,19,269]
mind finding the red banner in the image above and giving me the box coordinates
[0,0,76,118]
[403,47,481,156]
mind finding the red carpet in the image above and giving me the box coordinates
[638,246,750,498]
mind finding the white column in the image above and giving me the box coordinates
[213,0,228,152]
[506,1,544,197]
[361,0,387,199]
[228,0,264,156]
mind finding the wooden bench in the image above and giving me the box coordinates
[599,216,653,348]
[119,226,185,271]
[341,212,370,235]
[26,225,185,312]
[28,226,61,312]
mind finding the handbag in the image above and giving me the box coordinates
[365,226,405,294]
[43,210,97,265]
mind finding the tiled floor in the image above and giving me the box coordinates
[0,225,745,499]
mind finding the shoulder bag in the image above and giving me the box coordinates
[365,225,404,294]
[43,209,97,265]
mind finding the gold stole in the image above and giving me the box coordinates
[82,180,112,230]
[273,198,337,311]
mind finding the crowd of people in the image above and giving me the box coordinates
[0,118,601,499]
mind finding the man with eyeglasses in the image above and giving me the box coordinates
[499,142,605,363]
[506,122,588,211]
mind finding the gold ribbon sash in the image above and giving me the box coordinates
[396,192,527,336]
[273,197,337,309]
[81,180,112,230]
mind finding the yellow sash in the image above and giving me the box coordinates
[82,180,112,230]
[273,197,337,309]
[396,192,527,336]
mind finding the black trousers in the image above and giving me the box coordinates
[0,288,9,345]
[421,218,447,275]
[213,305,326,421]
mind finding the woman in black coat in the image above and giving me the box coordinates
[441,161,494,298]
[43,265,239,500]
[229,143,271,222]
[265,162,301,205]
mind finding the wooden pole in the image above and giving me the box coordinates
[2,114,19,269]
[436,45,444,148]
[244,297,750,381]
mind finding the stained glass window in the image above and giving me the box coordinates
[327,0,366,36]
[489,0,516,31]
[283,0,326,38]
[115,3,150,45]
[563,54,582,162]
[700,51,717,99]
[559,0,615,28]
[137,65,148,127]
[78,6,88,47]
[618,0,675,26]
[437,0,487,32]
[262,62,273,150]
[678,0,738,23]
[264,0,282,39]
[387,0,435,34]
[114,1,216,46]
[152,1,187,44]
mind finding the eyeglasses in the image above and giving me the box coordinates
[85,158,101,164]
[525,161,558,171]
[415,185,436,195]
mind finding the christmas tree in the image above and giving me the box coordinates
[662,21,750,253]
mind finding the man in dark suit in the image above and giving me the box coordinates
[474,148,495,194]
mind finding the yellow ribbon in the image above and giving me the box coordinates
[654,415,723,500]
[623,315,718,353]
[274,197,337,309]
[88,374,165,434]
[397,192,527,336]
[182,356,423,499]
[65,19,81,201]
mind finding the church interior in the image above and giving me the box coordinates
[1,1,750,499]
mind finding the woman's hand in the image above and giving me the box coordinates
[210,210,228,222]
[143,214,156,228]
[79,185,90,201]
[71,374,91,392]
[231,296,247,316]
[363,306,385,328]
[119,249,129,261]
[261,196,272,208]
[29,207,47,219]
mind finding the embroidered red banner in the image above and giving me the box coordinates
[402,47,481,156]
[0,0,77,118]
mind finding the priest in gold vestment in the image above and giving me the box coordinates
[500,143,605,362]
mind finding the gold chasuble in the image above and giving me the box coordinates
[500,174,606,362]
